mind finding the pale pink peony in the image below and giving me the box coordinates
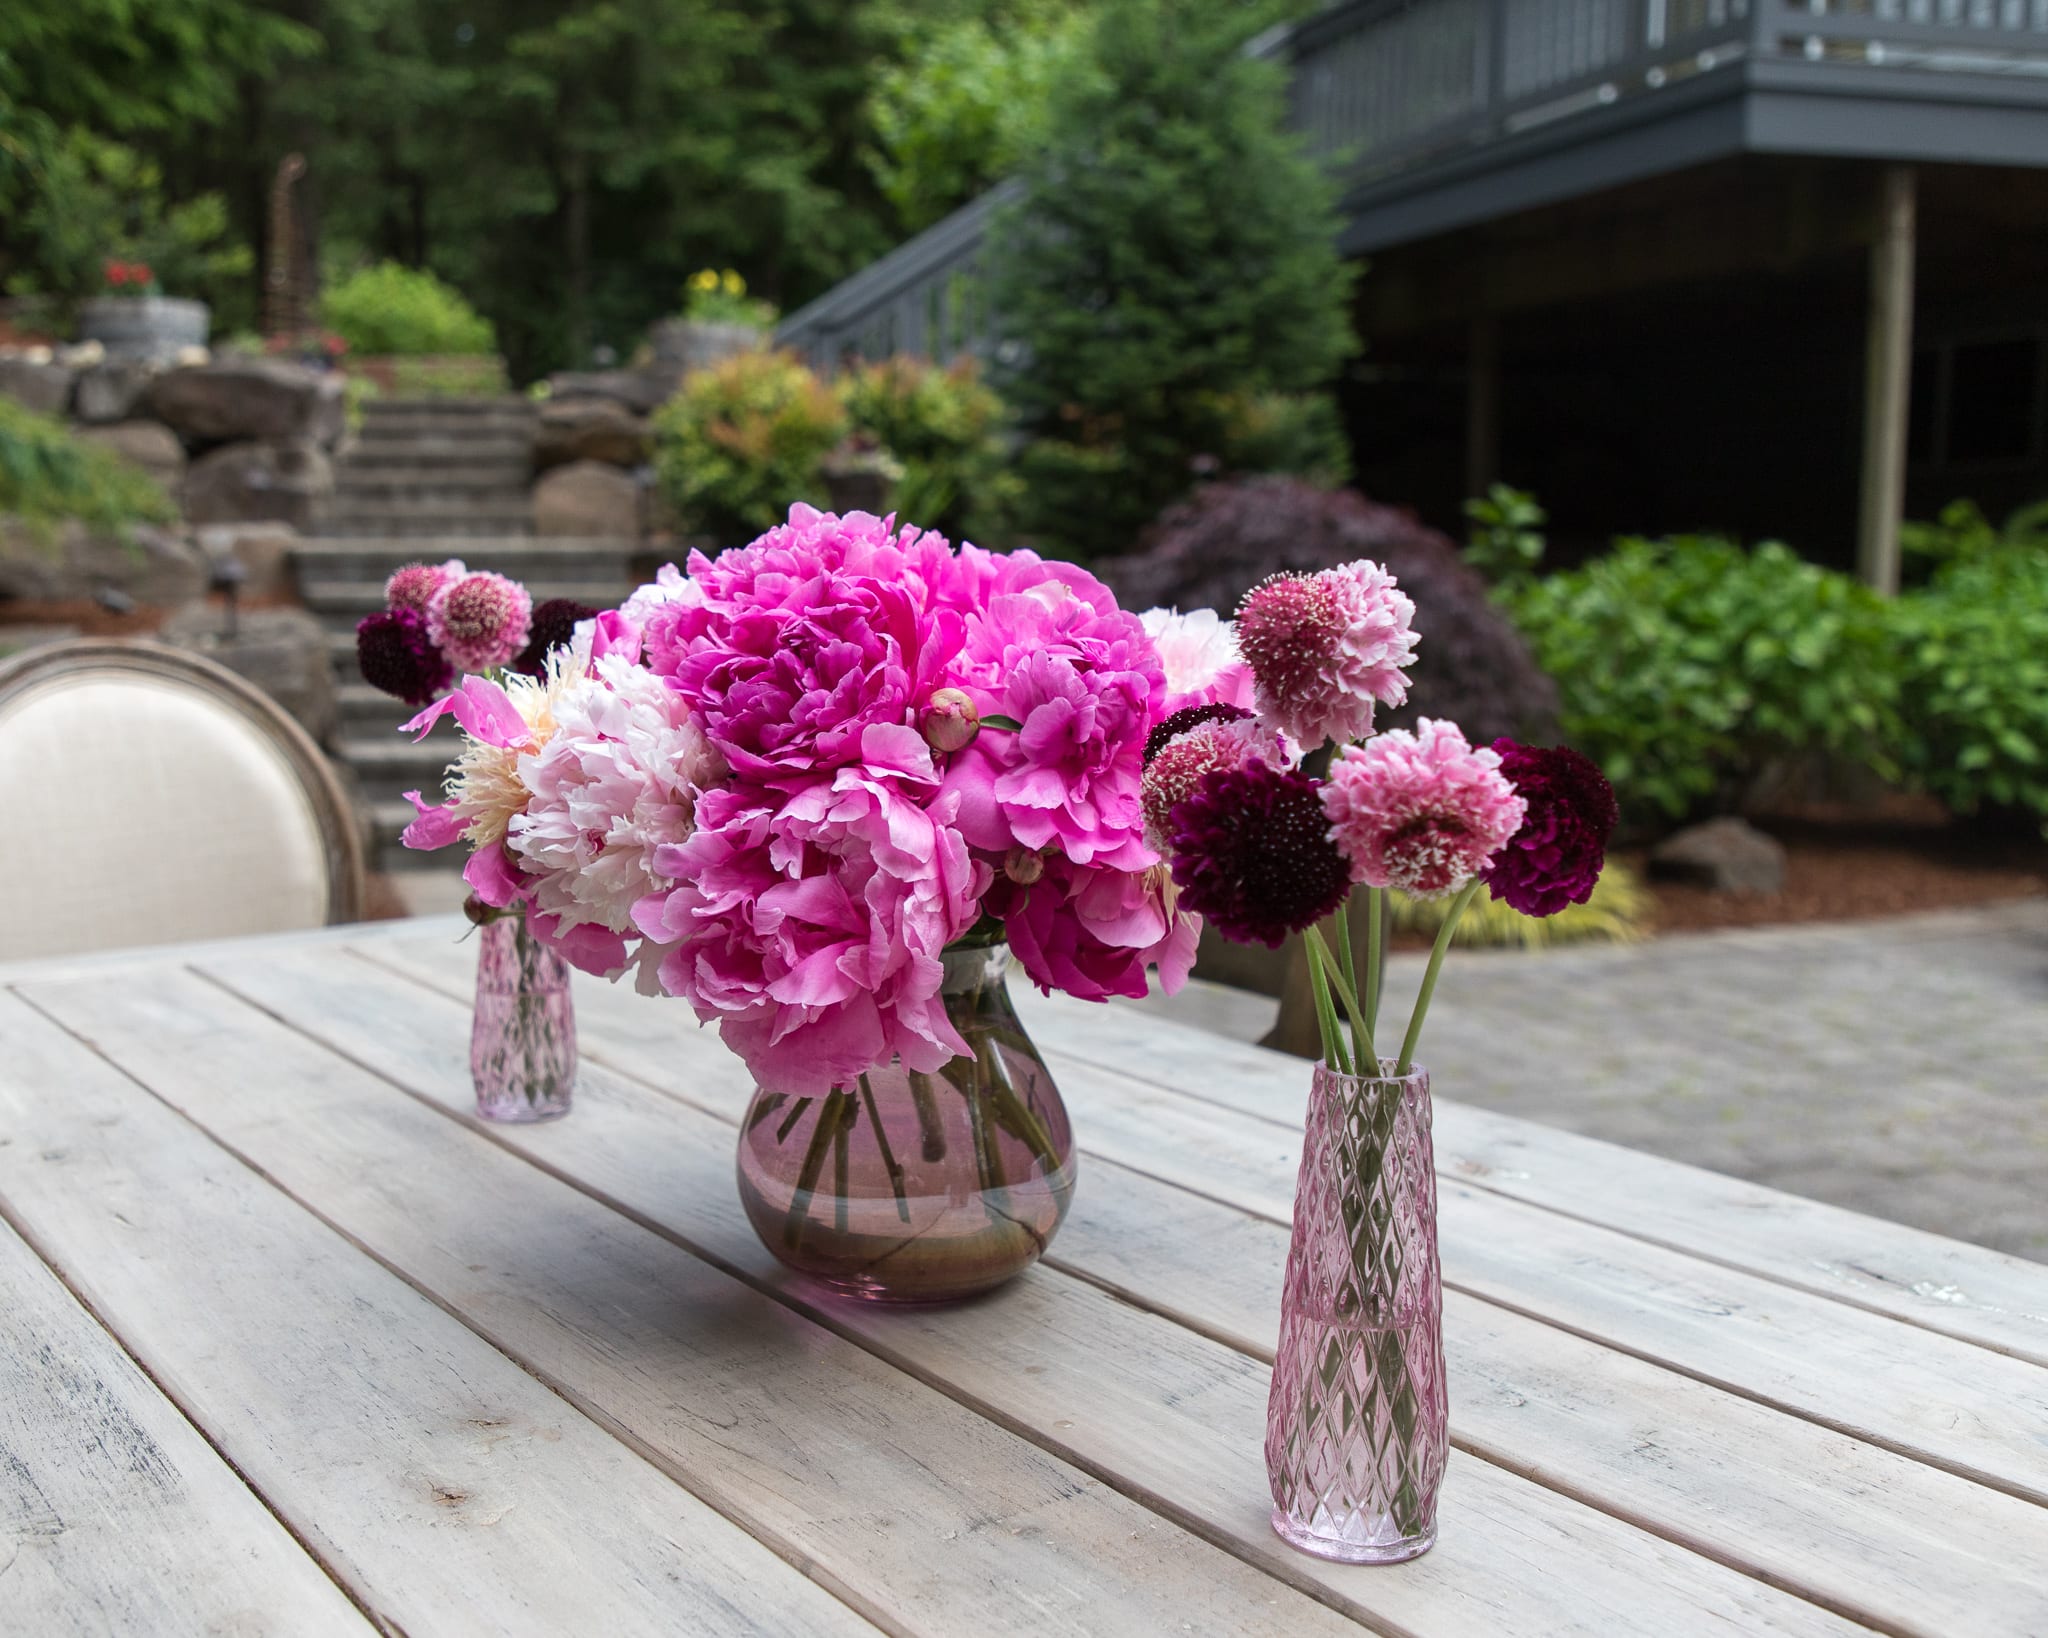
[507,653,727,942]
[1140,606,1256,716]
[1321,718,1527,897]
[990,857,1198,1002]
[1235,562,1417,747]
[633,723,990,1095]
[386,558,465,617]
[428,570,534,673]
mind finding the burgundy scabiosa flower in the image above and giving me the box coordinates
[1482,739,1618,916]
[1167,761,1352,948]
[428,570,534,673]
[1321,718,1527,897]
[1234,561,1417,747]
[512,598,599,677]
[356,607,453,706]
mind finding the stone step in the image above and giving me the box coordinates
[343,437,535,466]
[295,535,635,576]
[354,416,534,443]
[334,464,532,494]
[330,483,533,511]
[314,506,536,539]
[360,396,532,417]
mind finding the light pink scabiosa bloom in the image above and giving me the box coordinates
[1138,706,1287,854]
[507,654,727,942]
[385,557,465,617]
[1235,562,1417,747]
[1320,718,1527,897]
[1140,606,1255,716]
[428,569,534,672]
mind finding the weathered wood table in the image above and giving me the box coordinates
[3,917,2044,1636]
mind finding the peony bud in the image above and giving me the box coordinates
[922,687,980,753]
[1004,847,1045,886]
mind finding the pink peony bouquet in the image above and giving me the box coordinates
[396,506,1234,1096]
[1149,561,1616,1076]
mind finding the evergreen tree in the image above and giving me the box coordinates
[988,0,1356,558]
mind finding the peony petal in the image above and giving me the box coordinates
[399,790,465,851]
[403,674,530,747]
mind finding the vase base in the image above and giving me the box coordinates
[1270,1508,1436,1565]
[476,1099,572,1124]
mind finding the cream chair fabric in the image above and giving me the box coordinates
[0,641,363,961]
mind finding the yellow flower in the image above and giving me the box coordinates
[688,269,718,293]
[722,269,745,295]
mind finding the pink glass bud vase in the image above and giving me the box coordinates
[471,910,575,1123]
[735,937,1075,1303]
[1266,1060,1447,1564]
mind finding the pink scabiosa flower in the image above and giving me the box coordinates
[1482,739,1617,917]
[1321,719,1527,897]
[1235,562,1417,747]
[428,570,534,673]
[1139,606,1255,715]
[1139,705,1287,854]
[385,558,465,617]
[356,606,453,706]
[1167,761,1352,948]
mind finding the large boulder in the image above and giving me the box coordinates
[1649,816,1787,895]
[75,420,187,500]
[546,367,680,416]
[195,521,298,602]
[183,440,333,531]
[532,459,640,538]
[72,360,154,424]
[0,520,206,607]
[160,601,337,747]
[0,359,75,416]
[145,361,345,450]
[533,397,649,470]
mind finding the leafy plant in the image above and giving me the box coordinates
[1103,475,1559,747]
[1499,535,1903,828]
[1388,860,1650,950]
[651,349,848,542]
[990,0,1357,559]
[1901,497,2048,573]
[0,399,176,541]
[1893,551,2048,833]
[682,268,777,330]
[319,262,496,358]
[836,354,1018,541]
[1464,484,1547,584]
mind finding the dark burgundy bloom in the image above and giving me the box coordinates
[1144,701,1252,765]
[1482,739,1618,917]
[356,607,452,706]
[1167,762,1352,948]
[512,598,600,676]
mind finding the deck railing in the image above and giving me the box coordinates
[776,0,2048,370]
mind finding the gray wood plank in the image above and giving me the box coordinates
[28,962,1376,1638]
[0,1213,372,1637]
[0,989,882,1638]
[209,940,1893,1638]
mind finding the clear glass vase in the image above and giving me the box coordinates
[735,939,1076,1303]
[1266,1060,1448,1564]
[470,909,575,1123]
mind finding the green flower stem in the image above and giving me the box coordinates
[786,1089,847,1250]
[1331,903,1366,1069]
[1306,923,1375,1071]
[1365,886,1384,1042]
[1395,878,1483,1077]
[859,1073,912,1224]
[1302,929,1352,1075]
[905,1069,947,1163]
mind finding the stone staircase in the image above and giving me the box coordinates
[300,397,638,870]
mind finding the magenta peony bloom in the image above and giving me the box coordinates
[1482,739,1617,917]
[1235,562,1417,747]
[1139,709,1284,854]
[1321,718,1527,897]
[385,558,464,617]
[428,570,534,672]
[632,724,990,1096]
[989,856,1198,1001]
[1167,762,1352,948]
[357,607,453,705]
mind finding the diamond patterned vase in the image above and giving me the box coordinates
[1266,1060,1447,1564]
[470,910,575,1123]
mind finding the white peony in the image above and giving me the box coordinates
[1141,605,1242,702]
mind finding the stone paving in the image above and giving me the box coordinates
[1124,899,2048,1263]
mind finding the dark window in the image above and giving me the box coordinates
[1945,337,2039,465]
[1907,346,1941,466]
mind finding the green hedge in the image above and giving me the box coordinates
[319,262,496,358]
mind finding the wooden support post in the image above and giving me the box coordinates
[1465,313,1500,500]
[1857,166,1916,597]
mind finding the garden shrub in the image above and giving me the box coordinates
[836,355,1019,542]
[1893,550,2048,833]
[1900,496,2048,572]
[651,349,848,542]
[1498,535,1902,829]
[1390,860,1651,950]
[319,262,496,357]
[0,399,176,540]
[1102,475,1559,747]
[1463,484,1547,584]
